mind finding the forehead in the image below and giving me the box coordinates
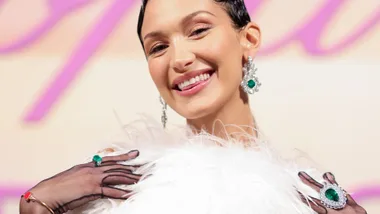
[141,0,227,36]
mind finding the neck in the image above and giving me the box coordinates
[186,90,257,141]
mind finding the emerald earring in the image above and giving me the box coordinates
[241,56,261,94]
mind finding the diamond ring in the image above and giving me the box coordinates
[320,182,347,209]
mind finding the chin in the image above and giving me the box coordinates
[177,97,224,121]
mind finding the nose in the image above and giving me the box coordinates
[170,44,195,72]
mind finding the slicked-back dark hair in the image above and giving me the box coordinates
[137,0,251,47]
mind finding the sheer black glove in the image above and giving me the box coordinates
[20,150,141,214]
[298,171,367,214]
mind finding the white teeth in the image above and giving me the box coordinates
[184,80,189,87]
[178,73,212,90]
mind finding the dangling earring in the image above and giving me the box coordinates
[159,96,168,128]
[241,56,261,94]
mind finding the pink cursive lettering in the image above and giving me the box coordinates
[0,0,95,53]
[257,0,380,55]
[22,0,136,122]
[0,0,378,122]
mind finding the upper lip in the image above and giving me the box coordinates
[171,68,214,88]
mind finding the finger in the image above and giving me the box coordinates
[101,161,145,168]
[307,196,328,214]
[105,169,142,180]
[322,172,338,185]
[101,186,133,199]
[103,171,142,181]
[104,168,132,174]
[102,171,140,180]
[346,193,359,206]
[298,171,324,192]
[102,174,139,185]
[102,150,140,162]
[100,164,140,173]
[298,192,327,214]
[322,172,358,206]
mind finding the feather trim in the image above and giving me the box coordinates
[69,117,320,214]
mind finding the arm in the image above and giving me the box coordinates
[18,150,140,214]
[20,198,51,214]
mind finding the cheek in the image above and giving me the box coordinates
[148,60,168,90]
[205,30,243,79]
[203,32,228,59]
[203,29,241,65]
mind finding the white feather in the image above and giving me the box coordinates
[69,118,320,214]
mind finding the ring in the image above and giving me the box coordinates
[92,155,102,167]
[320,182,347,210]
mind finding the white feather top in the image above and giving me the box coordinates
[70,119,320,214]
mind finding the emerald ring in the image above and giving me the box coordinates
[320,182,347,210]
[92,155,102,167]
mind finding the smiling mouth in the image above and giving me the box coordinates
[174,70,215,91]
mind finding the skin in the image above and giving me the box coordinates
[19,1,262,212]
[140,0,261,138]
[140,1,367,213]
[18,1,366,213]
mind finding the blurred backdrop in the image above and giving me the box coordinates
[0,0,379,213]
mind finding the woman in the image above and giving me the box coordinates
[19,0,367,213]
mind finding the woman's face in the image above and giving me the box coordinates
[141,0,259,119]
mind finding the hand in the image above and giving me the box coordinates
[20,150,141,214]
[298,171,367,214]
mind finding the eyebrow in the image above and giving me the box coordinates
[143,10,215,42]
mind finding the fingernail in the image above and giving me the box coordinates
[323,172,328,179]
[327,172,335,178]
[123,193,133,198]
[129,150,140,157]
[327,172,336,182]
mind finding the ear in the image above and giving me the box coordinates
[239,22,261,61]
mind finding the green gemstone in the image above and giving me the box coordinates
[247,79,256,89]
[92,155,102,165]
[325,188,339,202]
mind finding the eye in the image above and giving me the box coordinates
[149,44,168,55]
[189,27,210,37]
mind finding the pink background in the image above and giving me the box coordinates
[0,0,379,213]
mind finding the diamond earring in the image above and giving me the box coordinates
[159,96,167,128]
[241,56,261,94]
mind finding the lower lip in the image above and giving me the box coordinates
[176,73,214,97]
